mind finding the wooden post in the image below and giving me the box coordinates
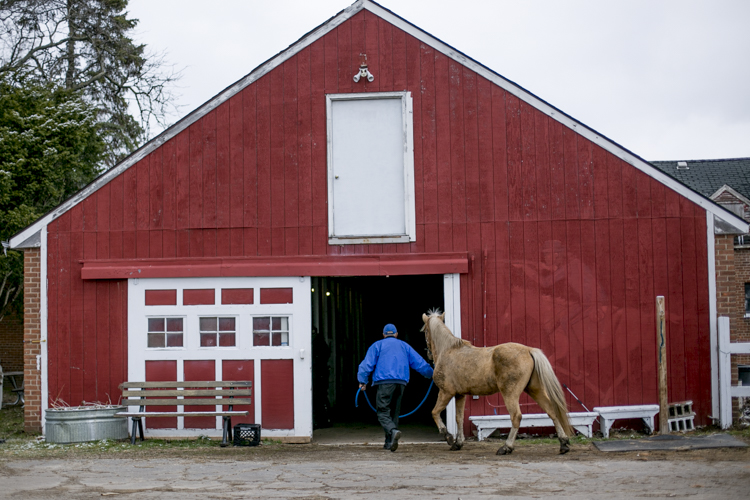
[656,296,669,434]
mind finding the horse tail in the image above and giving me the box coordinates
[529,349,574,436]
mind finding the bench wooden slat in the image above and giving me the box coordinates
[122,389,252,398]
[116,411,249,417]
[122,398,253,406]
[121,381,252,389]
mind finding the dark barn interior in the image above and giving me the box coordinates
[311,274,444,429]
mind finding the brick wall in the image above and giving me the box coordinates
[715,234,736,319]
[23,248,42,434]
[732,246,750,407]
[714,233,750,419]
[0,310,23,372]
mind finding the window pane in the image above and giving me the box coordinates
[166,318,183,332]
[166,333,183,347]
[219,317,235,331]
[271,317,281,330]
[200,317,217,331]
[280,332,289,346]
[148,333,165,348]
[200,333,217,347]
[254,317,270,331]
[148,318,165,332]
[272,333,282,346]
[253,331,270,346]
[219,332,236,347]
[278,317,288,331]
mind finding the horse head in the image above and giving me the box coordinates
[422,310,445,361]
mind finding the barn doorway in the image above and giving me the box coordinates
[310,274,444,438]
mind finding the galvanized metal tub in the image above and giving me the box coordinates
[45,406,128,443]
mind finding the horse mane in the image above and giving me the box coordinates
[426,309,465,353]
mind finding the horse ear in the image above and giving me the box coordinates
[422,313,429,324]
[440,312,445,322]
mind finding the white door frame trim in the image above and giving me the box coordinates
[444,273,461,435]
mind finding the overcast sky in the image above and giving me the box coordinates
[128,0,750,162]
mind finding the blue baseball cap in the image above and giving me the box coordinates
[383,324,397,335]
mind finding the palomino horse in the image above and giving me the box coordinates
[422,311,573,455]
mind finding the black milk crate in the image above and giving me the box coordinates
[233,423,261,446]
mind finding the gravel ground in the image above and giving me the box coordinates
[1,440,749,499]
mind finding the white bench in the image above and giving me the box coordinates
[470,412,599,440]
[593,405,659,438]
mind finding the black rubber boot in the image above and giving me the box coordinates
[390,429,402,452]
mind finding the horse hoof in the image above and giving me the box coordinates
[449,441,462,451]
[559,438,570,455]
[496,445,513,455]
[446,434,456,448]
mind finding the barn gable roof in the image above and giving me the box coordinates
[9,0,747,249]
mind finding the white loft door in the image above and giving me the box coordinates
[330,97,405,237]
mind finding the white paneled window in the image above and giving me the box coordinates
[199,317,237,347]
[326,92,415,244]
[253,316,289,347]
[147,317,184,348]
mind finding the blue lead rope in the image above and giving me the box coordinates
[355,380,435,418]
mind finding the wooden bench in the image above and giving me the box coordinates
[116,381,252,446]
[470,412,600,440]
[593,405,659,438]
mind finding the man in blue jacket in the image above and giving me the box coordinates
[358,323,434,452]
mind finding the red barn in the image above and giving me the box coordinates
[11,0,747,440]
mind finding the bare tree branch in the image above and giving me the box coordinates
[0,0,181,165]
[0,35,70,74]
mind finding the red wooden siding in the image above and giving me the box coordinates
[221,288,254,305]
[145,289,177,306]
[222,360,255,424]
[183,289,215,305]
[46,9,713,427]
[261,359,294,429]
[260,288,294,304]
[184,360,217,429]
[145,360,177,429]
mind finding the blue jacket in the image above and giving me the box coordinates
[357,336,434,385]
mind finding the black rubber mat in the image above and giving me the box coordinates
[593,433,748,452]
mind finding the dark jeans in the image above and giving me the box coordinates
[376,383,404,439]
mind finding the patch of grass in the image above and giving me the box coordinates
[0,405,25,440]
[722,426,750,442]
[0,434,273,459]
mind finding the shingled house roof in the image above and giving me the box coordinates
[651,158,750,201]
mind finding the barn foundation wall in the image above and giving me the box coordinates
[23,248,42,433]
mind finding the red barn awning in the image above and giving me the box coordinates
[80,252,469,279]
